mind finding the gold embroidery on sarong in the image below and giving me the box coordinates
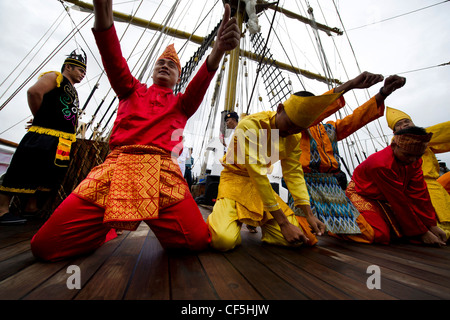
[346,180,402,237]
[73,145,189,230]
[104,152,161,227]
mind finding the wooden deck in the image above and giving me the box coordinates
[0,205,449,305]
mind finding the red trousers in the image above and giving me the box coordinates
[31,194,211,261]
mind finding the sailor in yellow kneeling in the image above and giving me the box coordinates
[207,92,342,251]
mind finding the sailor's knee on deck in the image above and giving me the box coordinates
[30,232,62,261]
[208,226,240,252]
[155,222,212,251]
[206,198,242,251]
[373,230,391,244]
[186,226,212,251]
[210,234,239,252]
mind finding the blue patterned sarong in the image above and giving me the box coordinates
[287,172,361,234]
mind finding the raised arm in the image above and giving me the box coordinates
[334,71,384,95]
[333,71,406,107]
[92,0,137,98]
[93,0,113,31]
[206,4,241,71]
[309,71,384,126]
[375,75,407,106]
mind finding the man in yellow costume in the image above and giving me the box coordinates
[386,107,450,238]
[207,92,343,251]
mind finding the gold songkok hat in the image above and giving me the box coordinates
[283,92,342,128]
[394,132,432,154]
[157,43,181,76]
[386,107,412,130]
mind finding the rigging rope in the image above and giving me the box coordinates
[140,0,181,82]
[0,14,93,112]
[87,0,148,140]
[59,0,103,71]
[128,0,163,74]
[293,0,331,84]
[265,11,306,90]
[330,0,390,170]
[0,10,66,98]
[0,115,32,137]
[317,0,387,153]
[395,61,450,75]
[246,0,280,114]
[346,0,450,31]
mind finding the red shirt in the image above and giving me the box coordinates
[92,25,216,155]
[352,145,437,235]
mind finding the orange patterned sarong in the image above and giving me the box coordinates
[73,145,189,230]
[346,180,402,238]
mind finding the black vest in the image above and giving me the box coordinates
[32,74,79,134]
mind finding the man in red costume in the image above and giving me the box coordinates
[287,72,406,235]
[31,0,240,261]
[342,126,447,246]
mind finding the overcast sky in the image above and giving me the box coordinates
[0,0,449,170]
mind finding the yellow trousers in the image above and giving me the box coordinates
[425,178,450,239]
[207,197,317,251]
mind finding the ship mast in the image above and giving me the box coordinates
[223,1,246,113]
[62,0,341,86]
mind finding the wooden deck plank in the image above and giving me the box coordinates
[320,236,450,280]
[0,240,31,262]
[223,244,309,300]
[301,245,440,300]
[0,220,43,250]
[0,207,449,301]
[0,250,37,283]
[22,231,129,300]
[169,252,218,300]
[366,241,450,268]
[240,232,353,300]
[246,236,396,300]
[74,225,148,300]
[0,219,43,240]
[317,236,450,299]
[198,250,263,300]
[242,231,392,300]
[319,237,450,279]
[0,259,68,300]
[123,231,170,300]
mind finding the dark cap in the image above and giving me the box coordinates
[64,48,87,71]
[225,111,239,121]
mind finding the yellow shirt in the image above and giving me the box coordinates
[422,121,450,227]
[422,121,450,180]
[220,111,310,212]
